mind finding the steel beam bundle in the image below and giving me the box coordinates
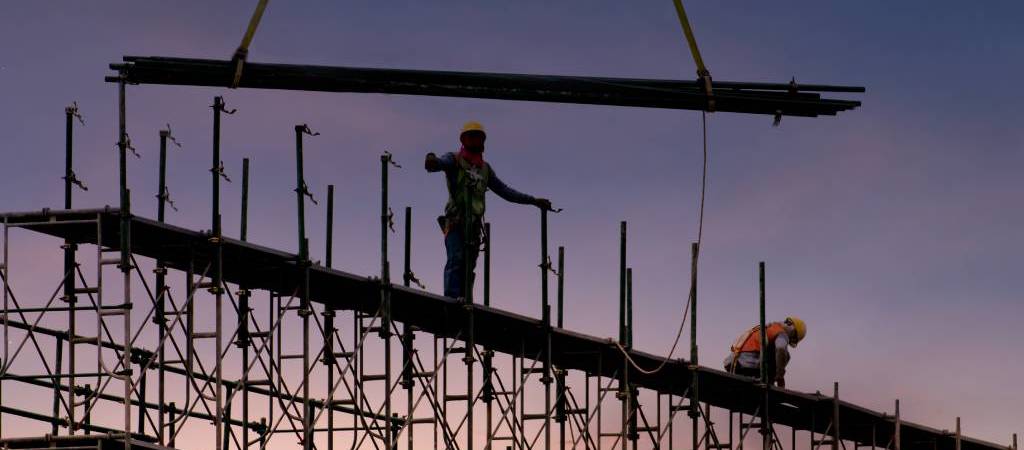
[106,56,863,117]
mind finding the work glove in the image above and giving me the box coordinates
[424,152,441,172]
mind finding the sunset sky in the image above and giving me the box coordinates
[0,1,1021,447]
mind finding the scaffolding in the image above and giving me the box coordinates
[0,56,1014,450]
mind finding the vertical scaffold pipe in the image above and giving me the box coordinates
[557,246,565,328]
[556,246,566,450]
[117,76,128,261]
[482,221,493,450]
[402,205,415,450]
[63,104,79,435]
[325,184,335,450]
[64,105,75,210]
[168,402,176,446]
[622,268,630,446]
[618,221,628,450]
[759,262,769,450]
[324,305,336,450]
[294,126,308,258]
[185,255,195,440]
[618,222,627,344]
[239,157,251,448]
[1,216,6,439]
[51,337,63,435]
[484,222,491,307]
[156,129,170,444]
[955,417,961,450]
[294,125,314,450]
[626,268,633,350]
[689,243,700,450]
[466,273,476,450]
[222,386,233,450]
[117,75,132,450]
[238,286,251,445]
[402,207,410,289]
[540,208,552,450]
[157,130,169,223]
[380,152,394,450]
[210,96,229,450]
[326,185,334,266]
[832,383,840,450]
[541,209,550,315]
[138,362,147,435]
[758,263,767,382]
[211,97,225,236]
[894,399,901,450]
[241,158,250,241]
[461,192,477,450]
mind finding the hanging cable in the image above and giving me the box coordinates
[611,0,713,376]
[615,111,708,375]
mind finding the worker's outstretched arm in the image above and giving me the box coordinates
[774,334,791,387]
[425,152,455,173]
[488,167,550,209]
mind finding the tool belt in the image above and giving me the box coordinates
[438,214,486,248]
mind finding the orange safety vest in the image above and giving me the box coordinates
[730,322,787,354]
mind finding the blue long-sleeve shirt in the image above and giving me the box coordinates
[429,152,536,205]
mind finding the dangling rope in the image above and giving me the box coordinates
[615,110,709,375]
[610,0,714,376]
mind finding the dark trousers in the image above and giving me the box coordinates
[443,221,480,299]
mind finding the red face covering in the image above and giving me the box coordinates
[458,147,485,167]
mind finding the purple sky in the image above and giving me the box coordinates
[1,1,1022,446]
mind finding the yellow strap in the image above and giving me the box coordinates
[231,0,271,88]
[670,0,708,77]
[670,0,714,110]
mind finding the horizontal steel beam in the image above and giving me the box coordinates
[0,434,170,450]
[0,405,153,442]
[107,56,862,117]
[0,317,399,425]
[7,371,258,433]
[0,208,998,450]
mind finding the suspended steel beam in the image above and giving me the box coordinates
[107,56,862,117]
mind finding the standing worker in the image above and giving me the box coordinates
[722,316,807,387]
[425,121,553,300]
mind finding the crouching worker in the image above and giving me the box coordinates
[723,316,807,388]
[425,121,552,300]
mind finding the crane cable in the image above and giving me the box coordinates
[231,0,271,88]
[613,1,713,375]
[614,111,708,376]
[672,0,715,110]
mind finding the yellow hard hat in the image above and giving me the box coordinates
[785,316,807,347]
[461,121,486,136]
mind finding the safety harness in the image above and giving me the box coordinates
[444,153,490,231]
[727,323,786,373]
